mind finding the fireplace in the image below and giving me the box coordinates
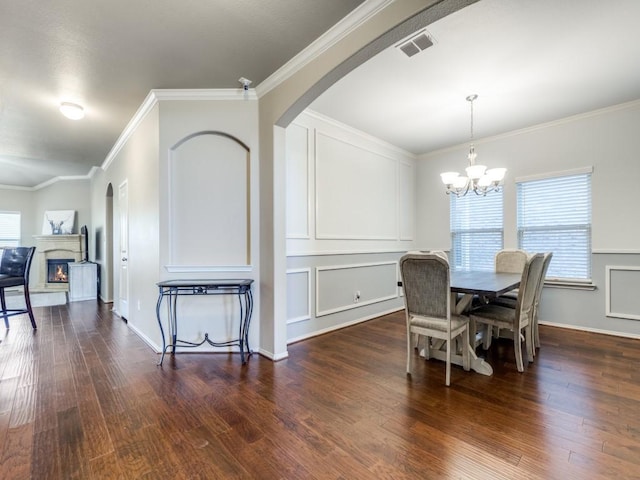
[33,234,84,292]
[47,259,74,283]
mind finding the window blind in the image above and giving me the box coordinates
[517,173,591,280]
[0,211,20,247]
[450,192,503,271]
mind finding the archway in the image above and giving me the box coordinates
[259,0,477,359]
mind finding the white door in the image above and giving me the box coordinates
[118,181,129,319]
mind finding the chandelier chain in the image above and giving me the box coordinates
[470,97,474,141]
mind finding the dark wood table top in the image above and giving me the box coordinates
[450,270,521,297]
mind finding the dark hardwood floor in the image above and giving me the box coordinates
[1,301,640,479]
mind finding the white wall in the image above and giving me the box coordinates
[417,100,640,337]
[285,110,415,342]
[90,103,160,347]
[156,97,260,354]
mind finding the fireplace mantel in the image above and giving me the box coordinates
[33,234,84,292]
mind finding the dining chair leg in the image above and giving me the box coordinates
[462,325,471,372]
[483,324,493,350]
[406,329,413,375]
[0,288,8,329]
[23,284,37,329]
[514,331,525,372]
[525,324,534,363]
[534,317,541,349]
[445,337,451,386]
[423,336,431,359]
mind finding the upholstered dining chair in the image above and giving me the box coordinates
[477,249,531,339]
[490,252,553,357]
[494,249,530,300]
[0,247,37,329]
[470,253,545,372]
[399,252,470,386]
[532,252,553,351]
[495,249,530,274]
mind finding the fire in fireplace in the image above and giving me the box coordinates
[47,259,74,283]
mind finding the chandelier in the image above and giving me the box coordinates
[440,94,506,196]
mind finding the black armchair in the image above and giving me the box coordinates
[0,247,37,329]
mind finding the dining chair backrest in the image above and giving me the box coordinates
[0,247,35,280]
[495,249,530,274]
[533,252,553,309]
[400,253,450,322]
[515,253,545,324]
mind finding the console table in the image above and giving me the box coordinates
[155,279,254,366]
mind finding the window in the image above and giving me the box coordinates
[0,211,21,247]
[450,191,503,271]
[517,169,592,281]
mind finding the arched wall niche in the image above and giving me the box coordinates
[167,130,251,272]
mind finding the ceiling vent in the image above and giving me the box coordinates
[398,30,434,58]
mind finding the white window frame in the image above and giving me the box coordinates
[516,167,593,285]
[0,211,21,248]
[450,191,504,272]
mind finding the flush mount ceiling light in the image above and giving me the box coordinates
[59,102,85,120]
[440,94,506,196]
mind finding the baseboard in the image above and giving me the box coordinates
[539,320,640,340]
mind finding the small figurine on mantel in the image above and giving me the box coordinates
[42,210,75,235]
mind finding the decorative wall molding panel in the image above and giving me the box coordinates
[315,261,398,317]
[286,268,311,324]
[315,130,397,240]
[606,266,640,320]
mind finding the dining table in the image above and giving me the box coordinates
[400,270,521,376]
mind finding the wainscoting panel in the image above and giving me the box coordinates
[285,123,310,239]
[315,131,397,240]
[287,268,311,324]
[316,261,398,317]
[606,266,640,320]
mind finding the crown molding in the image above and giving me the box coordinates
[0,168,97,192]
[255,0,394,98]
[421,98,640,159]
[101,88,257,172]
[151,88,257,101]
[0,183,33,191]
[101,90,158,172]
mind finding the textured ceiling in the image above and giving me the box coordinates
[3,0,639,189]
[0,0,365,188]
[311,0,640,155]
